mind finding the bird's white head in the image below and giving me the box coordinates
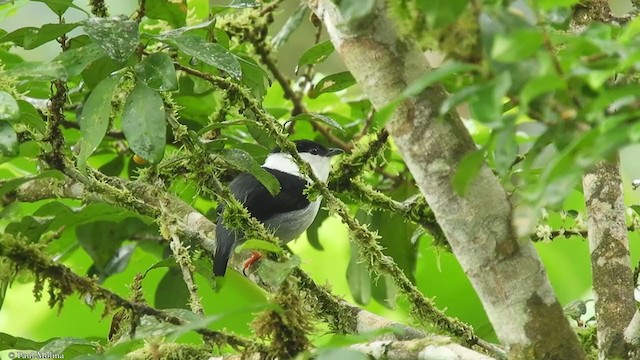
[262,140,344,182]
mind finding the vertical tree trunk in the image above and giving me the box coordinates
[583,157,635,359]
[308,1,585,358]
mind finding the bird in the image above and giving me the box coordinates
[213,139,344,279]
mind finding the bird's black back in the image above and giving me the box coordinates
[218,168,310,220]
[213,168,310,277]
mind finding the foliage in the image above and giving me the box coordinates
[0,0,639,359]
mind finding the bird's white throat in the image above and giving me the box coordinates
[262,152,332,182]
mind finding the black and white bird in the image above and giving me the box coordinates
[213,140,344,278]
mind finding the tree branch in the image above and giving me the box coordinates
[0,234,261,352]
[308,1,585,358]
[624,310,640,359]
[6,173,491,351]
[582,157,635,359]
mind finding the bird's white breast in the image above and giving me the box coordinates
[264,199,322,243]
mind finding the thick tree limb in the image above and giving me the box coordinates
[582,158,635,359]
[211,336,496,360]
[351,336,495,360]
[308,1,585,358]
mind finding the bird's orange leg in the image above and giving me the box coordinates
[242,251,263,276]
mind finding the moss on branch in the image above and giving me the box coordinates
[0,233,263,352]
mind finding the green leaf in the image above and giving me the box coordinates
[297,40,334,69]
[306,207,328,250]
[87,244,137,283]
[272,3,308,49]
[4,61,67,81]
[452,150,485,195]
[0,279,7,313]
[158,19,215,38]
[162,35,241,79]
[217,148,281,195]
[468,72,511,125]
[145,0,187,28]
[0,332,48,351]
[0,170,65,197]
[76,74,122,172]
[417,0,469,28]
[18,100,47,133]
[493,125,518,176]
[135,52,179,91]
[81,55,130,89]
[31,0,89,16]
[440,84,481,115]
[77,219,145,273]
[402,62,477,98]
[291,112,344,131]
[371,274,397,309]
[155,270,190,310]
[5,216,54,242]
[122,82,167,164]
[372,99,401,129]
[98,155,125,176]
[83,15,140,63]
[311,71,356,98]
[39,337,96,355]
[346,243,371,305]
[491,29,543,63]
[54,43,106,77]
[0,121,18,157]
[0,23,79,49]
[234,239,283,254]
[583,84,640,121]
[143,257,178,277]
[0,91,19,122]
[247,124,276,148]
[33,203,152,243]
[520,74,566,106]
[237,54,269,99]
[255,256,301,288]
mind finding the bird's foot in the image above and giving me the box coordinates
[242,251,263,276]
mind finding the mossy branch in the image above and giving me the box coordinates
[0,234,263,353]
[89,0,108,17]
[171,64,481,347]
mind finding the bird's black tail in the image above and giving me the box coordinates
[214,223,238,277]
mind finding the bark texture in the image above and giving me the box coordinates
[583,157,635,359]
[308,1,585,358]
[624,310,640,359]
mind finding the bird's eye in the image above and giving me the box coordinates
[310,148,319,155]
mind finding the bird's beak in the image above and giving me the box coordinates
[327,148,345,157]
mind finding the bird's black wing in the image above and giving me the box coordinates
[221,168,310,221]
[214,168,309,277]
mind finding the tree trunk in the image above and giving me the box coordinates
[308,1,585,358]
[583,157,635,359]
